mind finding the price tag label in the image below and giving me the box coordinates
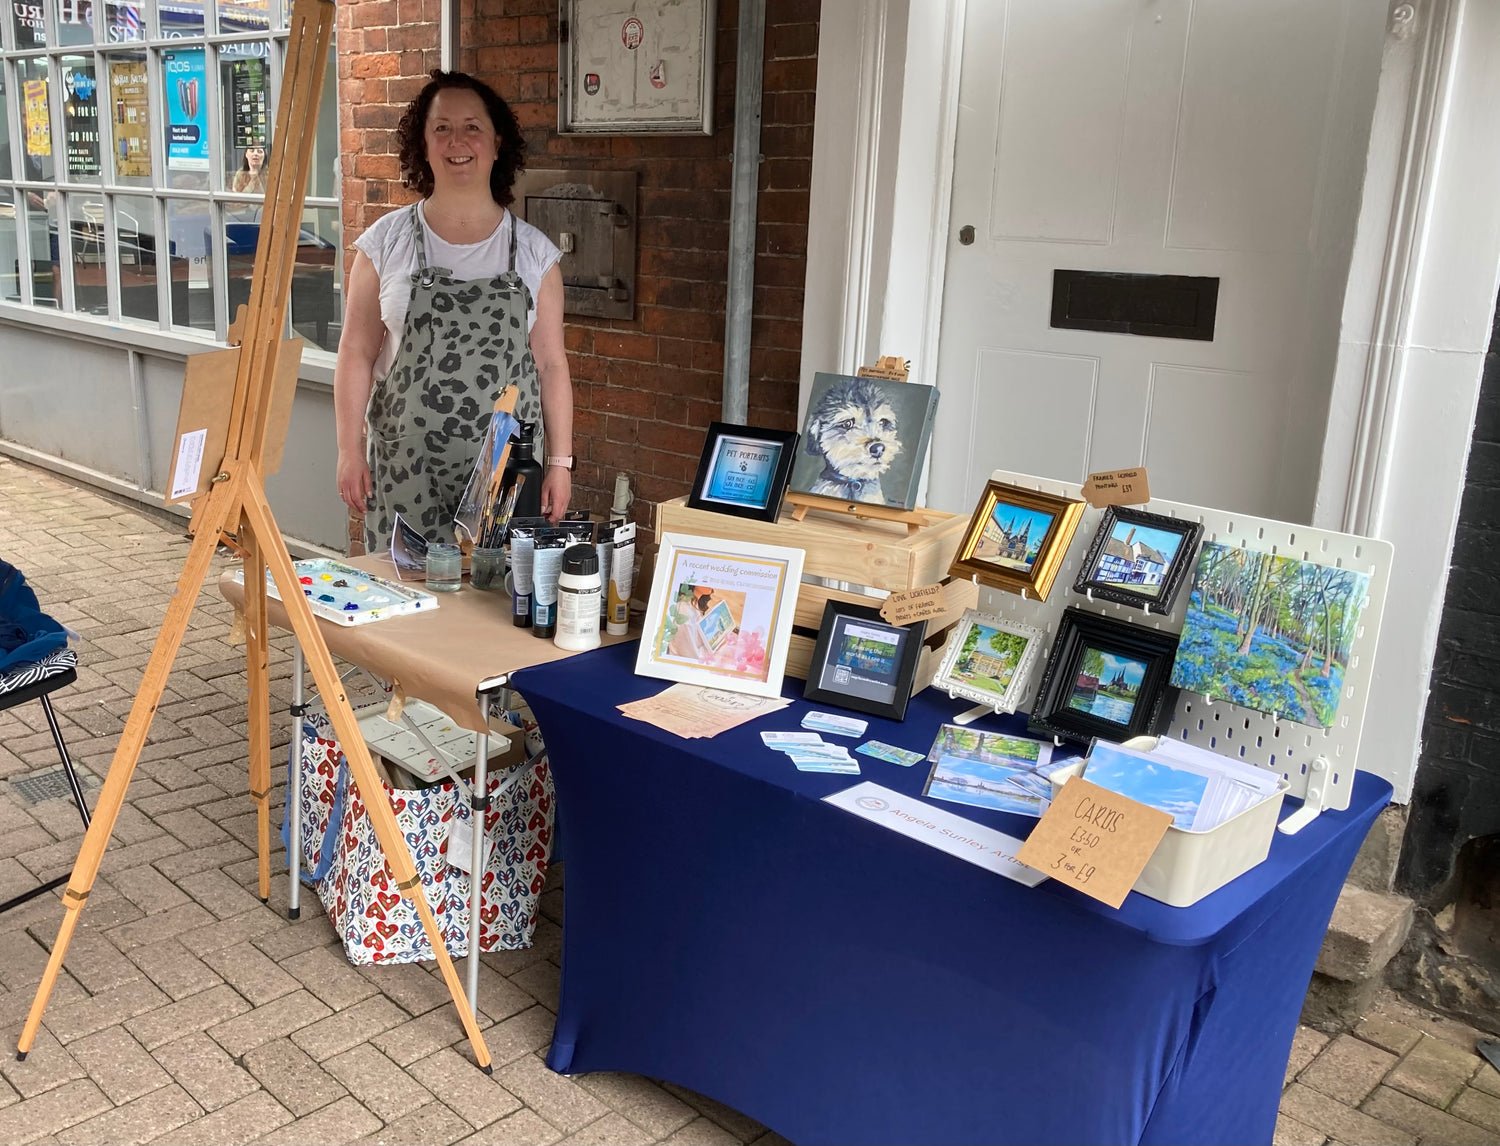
[1016,777,1172,908]
[879,581,968,627]
[1082,468,1150,508]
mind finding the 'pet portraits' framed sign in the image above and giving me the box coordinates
[789,372,940,511]
[686,423,799,523]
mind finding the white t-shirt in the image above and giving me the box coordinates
[353,201,563,379]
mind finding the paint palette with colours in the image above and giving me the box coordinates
[230,559,439,626]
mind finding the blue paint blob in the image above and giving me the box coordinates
[318,593,335,603]
[343,602,359,611]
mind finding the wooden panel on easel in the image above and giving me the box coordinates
[260,339,304,476]
[164,348,239,506]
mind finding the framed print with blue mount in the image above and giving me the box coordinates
[802,600,926,721]
[1073,506,1203,615]
[686,423,800,523]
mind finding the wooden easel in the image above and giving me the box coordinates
[16,0,494,1073]
[786,356,946,536]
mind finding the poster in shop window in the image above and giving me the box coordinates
[63,62,101,178]
[560,0,714,134]
[229,58,268,148]
[110,59,152,178]
[23,78,51,160]
[163,47,209,171]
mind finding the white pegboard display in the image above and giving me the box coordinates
[966,470,1392,814]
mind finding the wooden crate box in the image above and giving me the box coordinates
[654,498,976,689]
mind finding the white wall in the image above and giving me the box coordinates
[1315,0,1500,802]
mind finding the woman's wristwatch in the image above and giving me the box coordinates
[545,455,575,471]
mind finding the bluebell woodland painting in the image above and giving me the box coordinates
[1169,542,1370,728]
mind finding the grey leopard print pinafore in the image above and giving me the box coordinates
[365,204,542,552]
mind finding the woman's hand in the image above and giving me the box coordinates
[337,450,373,515]
[541,464,571,523]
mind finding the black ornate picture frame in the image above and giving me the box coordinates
[1073,506,1204,615]
[1027,608,1179,745]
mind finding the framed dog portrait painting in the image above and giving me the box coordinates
[1026,607,1179,745]
[802,600,926,720]
[636,532,806,699]
[788,372,940,510]
[949,481,1086,601]
[1073,507,1203,615]
[686,423,800,523]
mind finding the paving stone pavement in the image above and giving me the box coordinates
[0,456,1497,1146]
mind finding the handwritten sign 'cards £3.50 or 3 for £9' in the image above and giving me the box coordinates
[1017,777,1172,908]
[1081,467,1151,509]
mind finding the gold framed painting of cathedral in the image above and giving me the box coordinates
[949,480,1086,601]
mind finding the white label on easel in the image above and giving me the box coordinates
[171,428,208,500]
[447,808,492,876]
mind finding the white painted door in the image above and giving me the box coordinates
[928,0,1388,521]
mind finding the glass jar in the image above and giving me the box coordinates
[425,543,462,592]
[470,546,505,591]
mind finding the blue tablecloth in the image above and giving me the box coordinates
[514,642,1389,1146]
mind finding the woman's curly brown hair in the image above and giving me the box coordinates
[396,71,526,206]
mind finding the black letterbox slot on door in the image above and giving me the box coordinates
[1050,270,1218,341]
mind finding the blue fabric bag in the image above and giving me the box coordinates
[0,560,67,675]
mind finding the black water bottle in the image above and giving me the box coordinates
[503,421,544,520]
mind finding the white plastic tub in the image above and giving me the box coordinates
[1047,750,1289,908]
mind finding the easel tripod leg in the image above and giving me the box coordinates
[239,475,494,1071]
[467,731,488,1017]
[18,477,241,1057]
[244,523,274,903]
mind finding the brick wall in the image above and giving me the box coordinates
[336,0,819,525]
[1402,296,1500,901]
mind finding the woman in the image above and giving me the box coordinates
[334,71,573,550]
[231,145,266,194]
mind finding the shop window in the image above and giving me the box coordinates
[11,0,47,51]
[65,191,103,311]
[52,0,93,47]
[18,57,53,182]
[0,1,341,351]
[221,49,269,193]
[60,55,100,182]
[0,196,20,300]
[105,51,150,186]
[23,196,56,305]
[165,195,212,330]
[114,192,156,321]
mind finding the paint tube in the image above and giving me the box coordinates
[595,523,615,624]
[607,521,636,636]
[531,531,568,639]
[507,518,548,628]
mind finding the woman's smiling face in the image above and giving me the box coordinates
[423,87,498,191]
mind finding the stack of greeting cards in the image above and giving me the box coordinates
[920,724,1069,819]
[1079,739,1283,832]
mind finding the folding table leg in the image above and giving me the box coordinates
[288,639,304,920]
[467,729,487,1017]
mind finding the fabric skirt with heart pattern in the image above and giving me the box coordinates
[287,707,553,965]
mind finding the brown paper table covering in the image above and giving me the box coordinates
[218,553,632,733]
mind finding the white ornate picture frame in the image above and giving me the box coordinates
[932,609,1045,714]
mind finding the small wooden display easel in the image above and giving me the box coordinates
[785,356,947,536]
[16,0,494,1073]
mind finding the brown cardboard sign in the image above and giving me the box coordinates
[1082,468,1150,508]
[856,355,911,382]
[879,580,970,626]
[1017,776,1172,908]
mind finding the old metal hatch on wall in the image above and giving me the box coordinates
[511,169,637,320]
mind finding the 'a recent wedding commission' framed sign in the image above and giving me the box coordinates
[559,0,716,135]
